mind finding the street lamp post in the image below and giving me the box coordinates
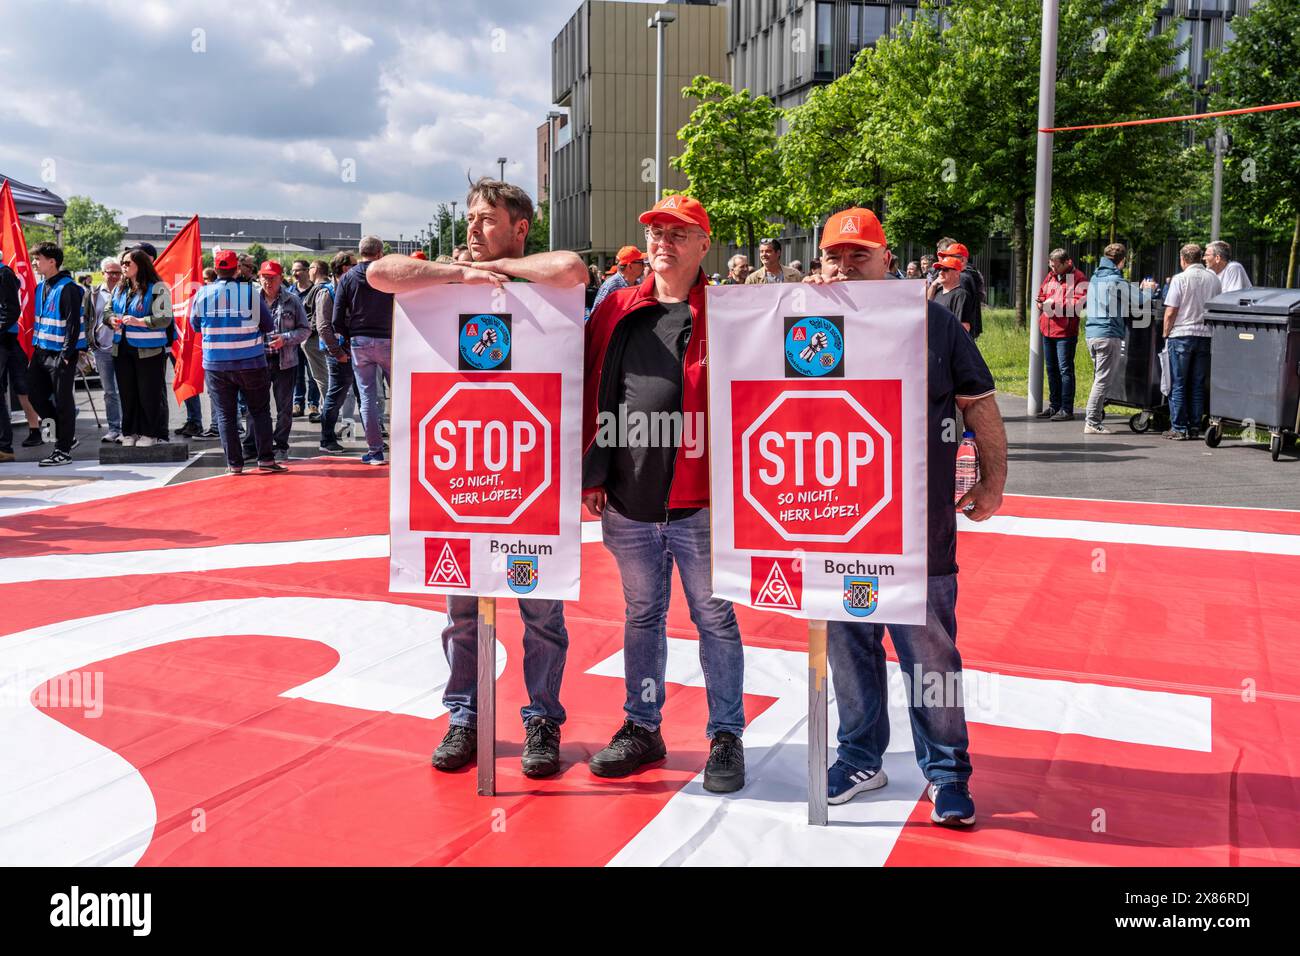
[450,201,458,252]
[547,109,563,252]
[648,10,676,203]
[1027,0,1059,418]
[497,157,507,182]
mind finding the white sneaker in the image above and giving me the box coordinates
[120,435,139,447]
[102,430,122,443]
[136,436,156,448]
[1082,423,1109,434]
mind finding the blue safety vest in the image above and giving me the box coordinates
[111,282,169,349]
[192,279,264,365]
[317,281,337,351]
[34,276,85,351]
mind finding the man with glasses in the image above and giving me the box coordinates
[85,257,125,443]
[745,236,801,284]
[804,207,1006,826]
[591,245,646,312]
[289,259,326,421]
[582,195,747,793]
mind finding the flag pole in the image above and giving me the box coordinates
[476,596,497,796]
[808,618,828,826]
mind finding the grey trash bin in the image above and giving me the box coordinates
[1203,288,1300,460]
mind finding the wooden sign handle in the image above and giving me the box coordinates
[808,618,829,826]
[476,596,497,796]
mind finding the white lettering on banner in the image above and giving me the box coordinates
[429,420,537,472]
[757,430,875,486]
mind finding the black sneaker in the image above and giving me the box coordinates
[258,460,289,473]
[431,724,477,771]
[199,426,220,439]
[319,440,346,453]
[1049,409,1073,422]
[703,731,745,793]
[38,449,73,467]
[521,716,562,778]
[22,429,43,447]
[308,410,322,423]
[1034,408,1056,420]
[589,720,667,778]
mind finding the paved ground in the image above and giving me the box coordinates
[6,385,1299,511]
[996,393,1300,509]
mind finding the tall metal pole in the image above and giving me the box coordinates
[450,201,458,252]
[547,109,562,253]
[649,11,676,203]
[497,157,507,182]
[1027,0,1059,418]
[1211,126,1225,243]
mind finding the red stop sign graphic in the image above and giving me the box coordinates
[408,372,560,535]
[731,379,903,553]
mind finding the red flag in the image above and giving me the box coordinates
[156,215,204,403]
[0,180,37,360]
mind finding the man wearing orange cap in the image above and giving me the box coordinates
[931,255,979,335]
[807,207,1007,827]
[932,239,983,338]
[581,194,747,793]
[591,245,646,313]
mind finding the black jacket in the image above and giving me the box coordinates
[0,263,20,334]
[332,260,394,341]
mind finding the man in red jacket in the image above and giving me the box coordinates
[581,195,746,794]
[1035,249,1088,421]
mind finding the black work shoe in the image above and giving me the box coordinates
[703,731,745,793]
[22,430,44,447]
[319,440,345,453]
[589,720,667,778]
[1049,409,1073,422]
[258,460,289,473]
[521,716,562,778]
[1034,408,1056,420]
[431,724,477,771]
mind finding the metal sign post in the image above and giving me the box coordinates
[808,618,829,826]
[476,596,496,796]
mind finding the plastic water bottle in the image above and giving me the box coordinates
[955,430,980,506]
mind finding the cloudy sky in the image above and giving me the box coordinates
[0,0,597,237]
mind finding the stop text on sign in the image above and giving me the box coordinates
[410,374,561,534]
[732,381,903,552]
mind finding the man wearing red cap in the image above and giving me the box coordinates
[807,207,1007,827]
[591,245,646,313]
[931,255,979,335]
[190,249,282,474]
[581,194,747,793]
[933,239,984,339]
[254,260,311,462]
[369,178,588,781]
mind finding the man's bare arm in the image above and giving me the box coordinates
[1163,304,1178,338]
[367,255,480,293]
[468,251,588,288]
[954,392,1006,521]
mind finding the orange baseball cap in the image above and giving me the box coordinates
[943,242,970,259]
[934,255,964,272]
[639,194,710,234]
[615,245,646,265]
[258,260,283,277]
[410,250,428,260]
[820,207,887,250]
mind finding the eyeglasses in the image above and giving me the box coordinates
[645,226,704,246]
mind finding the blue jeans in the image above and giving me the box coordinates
[441,595,569,728]
[351,336,390,454]
[184,393,205,429]
[1167,335,1211,434]
[827,574,971,786]
[320,352,354,443]
[90,349,122,432]
[1043,335,1077,414]
[207,365,274,468]
[600,507,745,738]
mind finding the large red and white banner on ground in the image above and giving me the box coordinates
[707,281,928,624]
[389,283,584,599]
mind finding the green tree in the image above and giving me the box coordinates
[245,242,269,267]
[1209,0,1300,286]
[62,195,124,270]
[671,75,786,261]
[526,198,550,255]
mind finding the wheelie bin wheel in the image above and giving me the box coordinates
[1270,433,1282,461]
[1204,422,1222,448]
[1129,411,1151,434]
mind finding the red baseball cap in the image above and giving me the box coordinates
[615,245,646,265]
[639,194,710,234]
[411,250,428,260]
[934,256,964,272]
[258,260,283,277]
[943,242,971,259]
[819,207,887,250]
[213,250,238,270]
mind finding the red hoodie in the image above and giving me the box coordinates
[1036,266,1088,338]
[582,270,710,509]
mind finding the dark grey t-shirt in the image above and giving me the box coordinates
[606,300,693,521]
